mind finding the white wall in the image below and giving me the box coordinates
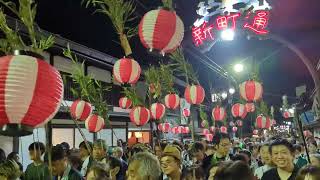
[0,135,13,157]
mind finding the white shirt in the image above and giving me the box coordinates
[254,165,272,179]
[80,156,90,176]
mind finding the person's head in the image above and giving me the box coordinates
[108,156,121,179]
[51,145,68,176]
[296,165,320,180]
[231,154,248,164]
[0,160,21,180]
[309,141,318,154]
[127,152,161,180]
[214,160,254,180]
[93,139,107,161]
[0,148,6,163]
[294,144,303,157]
[252,144,259,157]
[7,152,19,163]
[28,142,45,161]
[201,139,209,151]
[189,142,205,162]
[212,133,231,157]
[112,147,123,159]
[239,149,251,165]
[182,167,205,180]
[310,154,320,167]
[87,162,110,180]
[154,142,167,159]
[259,142,272,165]
[208,161,231,180]
[160,145,181,176]
[79,141,92,160]
[269,138,295,170]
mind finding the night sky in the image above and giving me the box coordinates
[32,0,319,109]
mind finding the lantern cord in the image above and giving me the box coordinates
[72,119,92,156]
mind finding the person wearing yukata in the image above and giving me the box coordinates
[79,141,94,177]
[24,142,50,180]
[51,144,83,180]
[261,139,299,180]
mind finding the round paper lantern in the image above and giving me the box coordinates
[183,126,190,134]
[184,85,205,105]
[171,126,178,134]
[158,122,171,133]
[220,126,228,133]
[70,100,92,121]
[245,103,255,112]
[183,108,191,117]
[231,103,247,119]
[129,106,150,126]
[210,126,216,133]
[283,111,292,119]
[212,106,226,121]
[85,114,105,133]
[303,130,313,137]
[232,127,238,132]
[202,129,210,135]
[0,53,63,136]
[271,119,277,126]
[201,120,208,128]
[150,103,166,120]
[164,93,180,109]
[253,129,259,135]
[119,97,132,109]
[256,115,271,129]
[239,80,263,102]
[139,9,184,54]
[205,134,214,141]
[236,120,243,127]
[113,58,141,84]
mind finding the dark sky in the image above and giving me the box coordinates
[33,0,320,108]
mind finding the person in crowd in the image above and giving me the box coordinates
[92,139,108,164]
[0,160,21,180]
[261,138,299,180]
[254,142,274,179]
[86,162,110,180]
[207,161,232,180]
[24,142,50,180]
[310,154,320,167]
[127,152,161,180]
[308,141,318,154]
[107,156,122,180]
[294,144,308,169]
[0,148,6,164]
[160,145,183,180]
[61,142,71,156]
[51,144,83,180]
[189,142,206,163]
[296,165,320,180]
[69,149,83,172]
[7,152,23,176]
[231,153,248,163]
[154,142,167,160]
[202,133,231,173]
[112,146,127,180]
[239,149,252,167]
[214,160,255,180]
[205,144,215,156]
[181,167,205,180]
[79,141,93,176]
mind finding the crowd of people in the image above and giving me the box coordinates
[0,132,320,180]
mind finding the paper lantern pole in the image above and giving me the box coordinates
[295,111,311,163]
[72,118,92,156]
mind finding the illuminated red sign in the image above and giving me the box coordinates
[192,10,270,46]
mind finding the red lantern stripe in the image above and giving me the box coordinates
[85,115,104,132]
[130,107,150,126]
[0,56,12,125]
[153,10,176,51]
[119,97,132,109]
[70,100,92,120]
[150,103,165,119]
[165,94,180,109]
[162,15,184,53]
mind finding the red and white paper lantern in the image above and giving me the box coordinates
[210,126,216,133]
[256,115,271,129]
[283,111,292,119]
[129,106,151,126]
[150,103,166,120]
[253,129,259,135]
[239,80,263,102]
[205,134,214,141]
[212,106,226,121]
[158,123,171,133]
[85,114,105,133]
[164,93,180,109]
[232,127,238,132]
[113,58,141,84]
[245,103,255,113]
[171,126,178,134]
[231,103,247,119]
[70,100,92,121]
[0,54,63,136]
[183,126,190,134]
[236,120,243,127]
[183,108,191,117]
[119,97,132,109]
[184,85,205,105]
[220,126,228,133]
[139,9,184,55]
[202,129,210,135]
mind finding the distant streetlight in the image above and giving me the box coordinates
[233,63,244,73]
[221,91,228,99]
[221,29,235,41]
[229,87,235,94]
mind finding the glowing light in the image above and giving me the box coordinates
[221,92,228,99]
[221,29,235,41]
[211,93,219,103]
[135,132,143,138]
[288,108,295,114]
[192,21,214,46]
[233,63,244,73]
[243,11,269,35]
[229,88,235,94]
